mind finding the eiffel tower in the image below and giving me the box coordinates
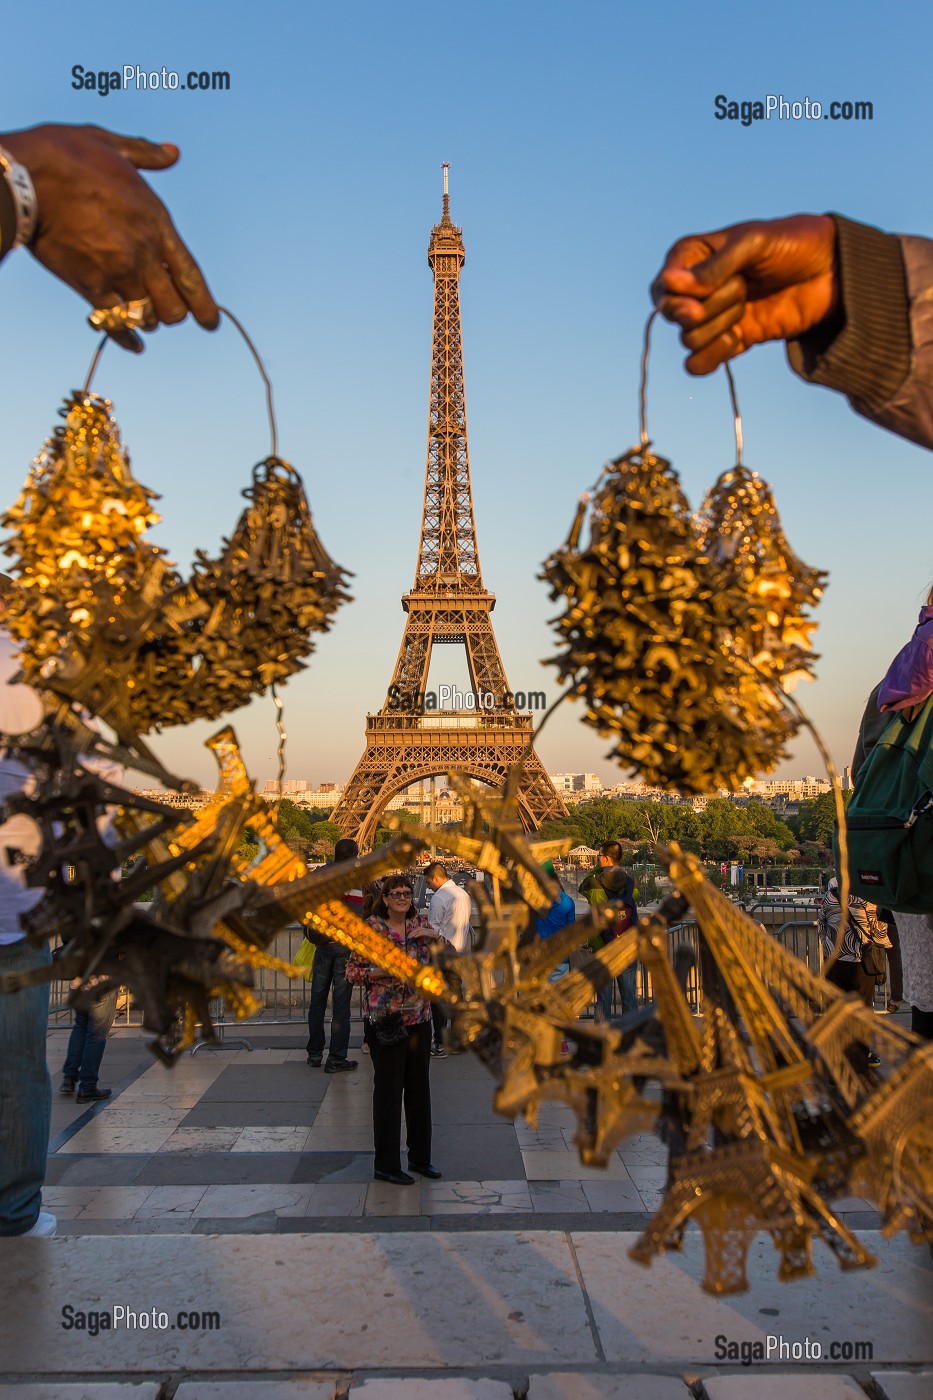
[334,168,566,847]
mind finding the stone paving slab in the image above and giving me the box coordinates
[0,1232,596,1373]
[578,1180,647,1212]
[181,1101,321,1127]
[63,1121,183,1154]
[420,1180,533,1214]
[872,1375,933,1400]
[527,1377,693,1399]
[175,1384,341,1399]
[429,1124,526,1181]
[133,1151,304,1186]
[199,1064,330,1103]
[292,1153,375,1185]
[699,1376,868,1398]
[349,1381,514,1398]
[0,1389,161,1400]
[521,1150,631,1182]
[47,1153,149,1186]
[572,1230,933,1366]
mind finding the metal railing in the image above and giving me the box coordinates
[48,925,326,1033]
[48,905,884,1033]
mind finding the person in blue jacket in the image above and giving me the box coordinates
[535,859,577,941]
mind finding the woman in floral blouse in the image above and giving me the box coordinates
[346,874,442,1185]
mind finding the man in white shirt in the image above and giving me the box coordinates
[425,861,473,1057]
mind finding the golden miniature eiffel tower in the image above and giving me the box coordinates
[334,169,565,845]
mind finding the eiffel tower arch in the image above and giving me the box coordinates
[334,168,566,848]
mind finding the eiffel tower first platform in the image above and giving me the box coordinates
[333,169,566,847]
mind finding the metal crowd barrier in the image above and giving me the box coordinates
[628,903,825,1017]
[47,925,332,1035]
[48,903,884,1034]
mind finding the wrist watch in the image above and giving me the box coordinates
[0,144,39,252]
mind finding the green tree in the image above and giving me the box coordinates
[744,802,796,851]
[747,837,781,865]
[236,823,261,863]
[272,799,319,858]
[698,799,753,861]
[536,815,591,846]
[795,791,846,846]
[657,803,702,847]
[276,799,313,839]
[799,839,834,866]
[310,820,342,846]
[571,797,624,847]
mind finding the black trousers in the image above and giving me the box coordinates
[365,1019,432,1174]
[431,1001,447,1046]
[825,958,875,1009]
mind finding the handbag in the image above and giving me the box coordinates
[570,944,596,969]
[861,940,889,985]
[369,1011,409,1047]
[292,936,316,982]
[839,692,933,911]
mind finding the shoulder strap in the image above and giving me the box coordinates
[877,690,933,759]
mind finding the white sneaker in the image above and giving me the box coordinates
[21,1210,57,1237]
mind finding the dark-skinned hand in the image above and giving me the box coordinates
[651,214,839,374]
[1,122,219,351]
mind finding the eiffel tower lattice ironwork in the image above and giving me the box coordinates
[334,169,566,847]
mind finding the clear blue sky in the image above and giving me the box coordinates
[3,1,932,792]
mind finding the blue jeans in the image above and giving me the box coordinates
[63,991,117,1093]
[306,946,352,1060]
[0,940,51,1235]
[597,962,639,1020]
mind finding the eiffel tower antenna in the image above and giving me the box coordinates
[334,174,566,846]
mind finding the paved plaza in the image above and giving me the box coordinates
[42,1026,667,1227]
[2,1015,932,1397]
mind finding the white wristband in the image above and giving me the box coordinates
[0,144,38,248]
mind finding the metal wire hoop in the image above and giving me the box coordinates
[639,310,744,464]
[81,308,279,459]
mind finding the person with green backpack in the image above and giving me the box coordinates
[848,588,933,1041]
[579,842,639,1020]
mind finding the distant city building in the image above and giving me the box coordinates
[750,776,831,800]
[604,780,671,801]
[263,778,311,797]
[133,788,213,810]
[248,769,832,820]
[290,785,345,811]
[548,773,604,801]
[386,784,463,824]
